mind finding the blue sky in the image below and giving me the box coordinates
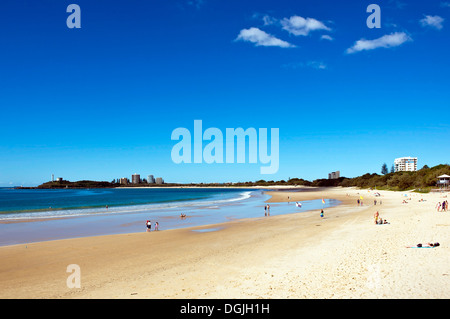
[1,0,449,186]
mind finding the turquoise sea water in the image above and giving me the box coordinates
[0,188,340,246]
[0,187,250,219]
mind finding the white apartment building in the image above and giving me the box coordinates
[394,157,417,172]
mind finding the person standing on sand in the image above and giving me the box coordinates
[320,209,324,218]
[155,222,159,231]
[146,220,151,232]
[374,211,379,224]
[267,204,270,216]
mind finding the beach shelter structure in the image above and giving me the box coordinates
[437,174,450,189]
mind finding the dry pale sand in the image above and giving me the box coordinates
[0,187,448,299]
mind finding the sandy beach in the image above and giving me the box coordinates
[0,186,448,299]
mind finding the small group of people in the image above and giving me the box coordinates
[264,204,271,216]
[145,220,159,232]
[357,199,363,206]
[373,211,389,225]
[436,200,448,212]
[373,199,382,205]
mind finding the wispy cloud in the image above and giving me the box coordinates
[282,61,327,70]
[346,32,412,54]
[235,27,295,48]
[321,34,334,41]
[187,0,205,9]
[441,2,450,8]
[420,15,445,30]
[262,15,278,26]
[281,15,331,36]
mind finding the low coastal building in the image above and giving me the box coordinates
[120,177,128,185]
[394,157,417,172]
[437,174,450,189]
[156,177,164,184]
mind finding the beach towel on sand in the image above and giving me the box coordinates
[406,246,435,248]
[406,243,439,248]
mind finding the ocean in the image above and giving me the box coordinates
[0,187,251,220]
[0,187,340,246]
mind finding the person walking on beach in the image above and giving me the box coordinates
[436,202,441,212]
[146,220,151,232]
[320,209,324,219]
[264,205,267,216]
[155,221,159,231]
[267,204,270,216]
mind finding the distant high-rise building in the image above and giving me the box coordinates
[328,171,340,179]
[155,177,164,184]
[147,175,155,184]
[132,173,140,184]
[52,174,54,182]
[394,157,417,172]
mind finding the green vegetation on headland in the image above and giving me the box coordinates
[25,164,450,192]
[244,164,449,193]
[36,180,115,189]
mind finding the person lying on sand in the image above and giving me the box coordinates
[408,243,440,248]
[374,217,389,224]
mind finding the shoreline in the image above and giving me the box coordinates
[0,187,448,298]
[0,188,339,246]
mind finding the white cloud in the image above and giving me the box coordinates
[235,27,295,48]
[420,15,444,30]
[281,15,331,36]
[321,34,333,41]
[346,32,412,54]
